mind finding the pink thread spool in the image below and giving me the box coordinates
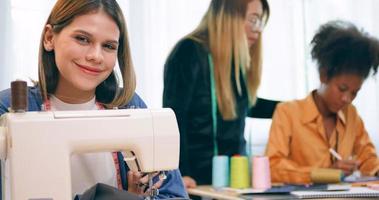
[252,156,271,189]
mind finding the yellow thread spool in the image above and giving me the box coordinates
[311,168,343,183]
[230,155,250,188]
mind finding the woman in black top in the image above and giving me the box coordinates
[163,0,277,188]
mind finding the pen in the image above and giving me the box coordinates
[329,148,342,160]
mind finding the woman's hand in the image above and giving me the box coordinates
[127,171,164,195]
[332,160,359,176]
[182,176,197,188]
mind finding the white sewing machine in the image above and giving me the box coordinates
[0,108,180,200]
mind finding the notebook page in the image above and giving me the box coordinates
[291,187,379,199]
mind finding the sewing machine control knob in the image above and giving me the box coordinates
[0,127,7,160]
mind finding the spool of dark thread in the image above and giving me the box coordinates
[11,80,28,112]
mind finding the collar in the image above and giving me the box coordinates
[301,91,320,124]
[301,90,346,125]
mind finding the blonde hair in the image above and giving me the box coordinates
[188,0,269,120]
[38,0,136,108]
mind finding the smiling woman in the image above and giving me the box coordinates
[37,0,134,108]
[43,10,120,104]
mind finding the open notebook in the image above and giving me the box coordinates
[224,184,350,195]
[291,187,379,199]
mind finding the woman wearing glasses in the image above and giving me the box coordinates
[163,0,278,188]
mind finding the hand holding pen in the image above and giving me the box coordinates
[329,148,359,176]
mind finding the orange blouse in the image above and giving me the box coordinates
[265,92,379,184]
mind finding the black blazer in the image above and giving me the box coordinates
[163,38,279,185]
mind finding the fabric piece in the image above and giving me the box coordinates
[77,183,142,200]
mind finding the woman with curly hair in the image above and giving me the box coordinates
[266,20,379,184]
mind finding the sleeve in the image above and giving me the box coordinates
[126,93,147,109]
[265,103,313,184]
[0,101,8,115]
[162,39,203,177]
[247,97,280,118]
[352,111,379,176]
[1,87,43,113]
[155,169,189,199]
[0,89,11,115]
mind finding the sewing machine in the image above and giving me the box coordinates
[0,108,180,200]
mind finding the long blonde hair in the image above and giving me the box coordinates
[38,0,136,108]
[188,0,270,120]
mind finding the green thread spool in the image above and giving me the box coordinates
[311,168,343,183]
[230,155,250,188]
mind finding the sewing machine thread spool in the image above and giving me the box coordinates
[311,168,343,183]
[230,155,250,189]
[10,80,28,112]
[212,155,229,188]
[252,156,271,189]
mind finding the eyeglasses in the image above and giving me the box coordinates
[247,16,264,32]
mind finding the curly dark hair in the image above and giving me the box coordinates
[311,20,379,80]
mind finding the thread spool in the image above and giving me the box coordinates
[311,168,343,183]
[11,80,28,112]
[252,156,271,189]
[212,155,229,188]
[230,155,250,189]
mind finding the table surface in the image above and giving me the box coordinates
[187,183,379,200]
[187,186,296,200]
